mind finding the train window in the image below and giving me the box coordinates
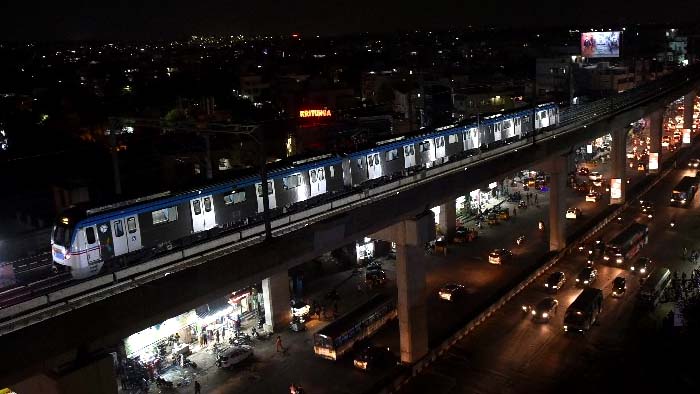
[204,197,212,212]
[329,166,335,178]
[404,146,410,156]
[357,158,363,169]
[319,169,325,180]
[127,217,137,233]
[386,149,399,161]
[85,227,96,244]
[368,157,373,167]
[152,207,178,224]
[449,134,459,144]
[224,191,246,205]
[420,141,430,152]
[114,220,124,237]
[284,173,302,189]
[192,200,202,215]
[310,170,317,183]
[374,154,380,165]
[256,181,274,197]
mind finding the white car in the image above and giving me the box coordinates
[586,192,601,202]
[588,171,603,181]
[566,208,581,219]
[216,345,253,369]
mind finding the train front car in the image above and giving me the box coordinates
[51,207,105,279]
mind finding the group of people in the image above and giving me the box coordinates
[197,316,242,347]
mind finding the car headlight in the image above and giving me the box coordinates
[584,280,589,284]
[552,285,558,289]
[616,258,623,263]
[522,305,528,311]
[631,266,635,271]
[545,283,549,287]
[576,278,580,282]
[563,325,568,331]
[640,268,646,273]
[604,256,610,260]
[531,310,537,316]
[612,291,617,295]
[542,313,549,318]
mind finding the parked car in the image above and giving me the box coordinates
[531,297,559,323]
[216,345,253,369]
[566,208,581,219]
[438,283,466,301]
[586,191,601,202]
[612,277,627,297]
[576,267,598,287]
[630,257,652,279]
[544,272,566,292]
[588,171,603,181]
[488,249,513,265]
[353,344,396,371]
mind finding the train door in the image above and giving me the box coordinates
[83,225,101,263]
[514,117,522,136]
[256,180,276,213]
[111,219,128,257]
[125,216,142,251]
[469,127,479,149]
[310,167,327,197]
[494,122,502,141]
[403,144,416,169]
[367,153,382,179]
[191,195,217,232]
[435,136,446,159]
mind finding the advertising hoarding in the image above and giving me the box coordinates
[581,32,621,58]
[648,152,659,171]
[610,178,622,199]
[683,129,691,144]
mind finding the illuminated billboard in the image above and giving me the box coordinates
[581,32,621,58]
[648,152,659,171]
[299,109,332,118]
[683,129,691,144]
[610,178,622,200]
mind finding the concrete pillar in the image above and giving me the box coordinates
[610,128,627,204]
[438,201,456,240]
[372,211,434,364]
[262,271,290,332]
[548,155,567,251]
[648,110,663,173]
[684,91,696,130]
[12,355,117,394]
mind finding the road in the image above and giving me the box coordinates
[161,123,689,394]
[397,148,700,394]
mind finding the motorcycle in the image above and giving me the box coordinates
[251,327,272,341]
[516,235,525,246]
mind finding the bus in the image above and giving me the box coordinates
[639,267,671,307]
[670,176,698,207]
[564,288,603,333]
[313,293,397,361]
[603,223,648,265]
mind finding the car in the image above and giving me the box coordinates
[612,276,627,297]
[531,297,559,323]
[438,283,466,301]
[688,158,700,168]
[365,269,387,287]
[573,181,589,194]
[489,249,513,265]
[566,208,581,219]
[586,191,601,202]
[588,171,603,181]
[640,202,654,219]
[216,345,253,369]
[575,267,598,286]
[353,344,396,371]
[630,257,652,278]
[544,272,566,292]
[578,167,590,176]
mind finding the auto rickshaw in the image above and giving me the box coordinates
[498,209,510,221]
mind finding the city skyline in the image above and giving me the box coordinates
[1,0,699,41]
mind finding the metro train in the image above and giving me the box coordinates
[51,103,559,278]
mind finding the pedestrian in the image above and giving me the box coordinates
[276,335,284,352]
[534,194,538,203]
[513,207,517,217]
[216,330,220,343]
[194,380,201,394]
[684,247,688,258]
[222,326,226,339]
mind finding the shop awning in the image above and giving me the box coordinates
[195,297,231,320]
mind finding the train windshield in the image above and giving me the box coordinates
[52,224,72,248]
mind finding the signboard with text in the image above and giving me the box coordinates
[610,178,622,199]
[581,31,621,58]
[648,152,659,170]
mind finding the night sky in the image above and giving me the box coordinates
[1,0,699,41]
